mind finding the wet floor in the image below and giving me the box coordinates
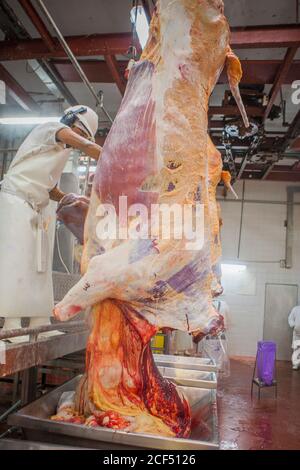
[218,358,300,450]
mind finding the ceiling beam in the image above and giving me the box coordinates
[218,60,300,85]
[1,24,298,62]
[51,59,300,85]
[0,63,39,111]
[209,106,264,117]
[265,171,300,182]
[211,135,285,148]
[104,55,126,95]
[18,0,56,51]
[0,0,76,106]
[231,25,300,49]
[52,59,128,83]
[0,33,134,61]
[264,47,299,120]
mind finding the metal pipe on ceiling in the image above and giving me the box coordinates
[35,0,113,124]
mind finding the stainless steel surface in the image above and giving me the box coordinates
[157,366,217,389]
[154,354,218,372]
[0,400,21,422]
[0,320,85,340]
[9,376,219,450]
[0,438,90,450]
[36,0,113,124]
[53,271,81,302]
[0,329,88,377]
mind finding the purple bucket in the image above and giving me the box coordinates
[257,341,276,386]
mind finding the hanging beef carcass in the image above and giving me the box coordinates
[52,0,248,437]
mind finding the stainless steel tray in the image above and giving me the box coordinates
[154,354,218,372]
[0,438,90,450]
[9,376,219,450]
[157,366,217,389]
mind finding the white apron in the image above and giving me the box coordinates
[0,122,71,318]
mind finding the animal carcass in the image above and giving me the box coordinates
[53,0,248,437]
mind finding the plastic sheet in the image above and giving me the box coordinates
[199,336,230,378]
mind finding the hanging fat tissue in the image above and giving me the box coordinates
[52,0,248,437]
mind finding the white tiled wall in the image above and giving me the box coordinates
[217,181,300,357]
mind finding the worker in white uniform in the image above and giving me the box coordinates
[0,105,102,337]
[288,304,300,370]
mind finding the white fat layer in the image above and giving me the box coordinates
[153,0,193,171]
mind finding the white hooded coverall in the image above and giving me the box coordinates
[0,122,70,318]
[288,306,300,369]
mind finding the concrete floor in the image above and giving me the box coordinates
[218,358,300,450]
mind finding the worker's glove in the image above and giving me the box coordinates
[56,193,90,244]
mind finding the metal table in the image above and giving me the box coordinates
[157,366,217,389]
[9,375,219,450]
[0,322,88,405]
[154,354,218,372]
[0,438,92,450]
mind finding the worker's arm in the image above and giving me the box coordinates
[49,186,66,202]
[56,127,102,161]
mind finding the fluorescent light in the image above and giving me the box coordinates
[221,263,247,274]
[130,6,149,49]
[0,116,60,125]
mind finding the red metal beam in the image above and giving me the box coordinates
[95,135,106,147]
[0,33,134,61]
[211,135,285,148]
[52,59,128,83]
[240,166,300,182]
[209,106,264,117]
[264,47,299,120]
[18,0,56,51]
[0,64,39,111]
[290,137,300,151]
[243,164,299,172]
[266,171,300,182]
[52,59,300,85]
[104,55,126,95]
[0,25,299,61]
[218,60,300,85]
[231,25,300,49]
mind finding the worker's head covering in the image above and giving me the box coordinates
[61,105,99,142]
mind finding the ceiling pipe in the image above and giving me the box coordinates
[264,46,299,121]
[35,0,113,123]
